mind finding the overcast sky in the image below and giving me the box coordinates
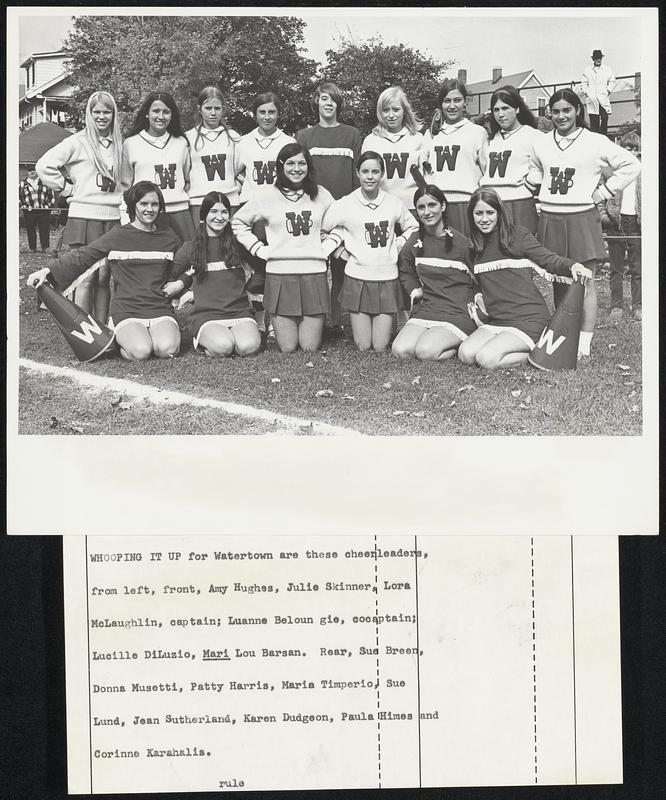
[17,9,645,87]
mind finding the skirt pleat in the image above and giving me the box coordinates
[537,208,606,263]
[264,272,330,316]
[62,217,120,247]
[504,198,539,234]
[340,276,404,314]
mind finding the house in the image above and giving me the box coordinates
[20,50,75,130]
[18,121,72,180]
[459,66,640,136]
[460,68,551,118]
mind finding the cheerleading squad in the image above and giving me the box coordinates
[27,79,640,369]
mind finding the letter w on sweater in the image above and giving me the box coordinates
[435,145,460,171]
[488,151,511,179]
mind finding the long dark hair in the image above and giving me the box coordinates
[275,143,318,200]
[128,92,186,138]
[467,187,515,258]
[191,192,247,279]
[548,88,587,130]
[431,78,469,136]
[488,85,538,138]
[412,184,453,251]
[124,180,165,221]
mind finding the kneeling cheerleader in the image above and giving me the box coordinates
[163,192,261,357]
[457,187,591,370]
[321,151,418,352]
[27,182,182,360]
[392,184,476,360]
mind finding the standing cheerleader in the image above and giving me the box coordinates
[458,187,591,370]
[296,83,363,337]
[236,92,296,203]
[36,91,123,319]
[162,192,260,357]
[186,87,241,221]
[235,92,296,332]
[527,88,640,357]
[392,184,476,360]
[231,143,334,352]
[121,91,195,244]
[27,182,182,361]
[362,87,424,212]
[479,85,541,234]
[420,79,486,235]
[322,152,418,352]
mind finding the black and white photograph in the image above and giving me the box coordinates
[7,7,658,535]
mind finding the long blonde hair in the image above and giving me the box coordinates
[373,87,422,137]
[84,91,122,181]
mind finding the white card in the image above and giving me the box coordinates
[64,535,621,793]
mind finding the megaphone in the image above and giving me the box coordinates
[33,280,116,362]
[528,279,585,371]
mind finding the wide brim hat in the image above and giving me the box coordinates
[591,49,604,59]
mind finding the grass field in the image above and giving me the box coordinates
[15,234,643,436]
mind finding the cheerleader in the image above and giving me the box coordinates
[235,92,296,332]
[231,143,334,352]
[236,92,296,203]
[527,88,640,357]
[479,85,541,233]
[296,82,363,337]
[420,79,486,235]
[392,184,476,360]
[322,152,418,352]
[36,91,123,319]
[27,182,182,361]
[121,92,195,244]
[162,192,260,357]
[186,87,241,221]
[457,187,591,370]
[362,87,424,211]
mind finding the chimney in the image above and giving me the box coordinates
[457,68,467,85]
[492,67,502,84]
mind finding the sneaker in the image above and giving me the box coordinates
[608,307,623,324]
[632,307,642,322]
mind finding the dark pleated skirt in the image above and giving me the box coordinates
[445,202,470,237]
[340,275,404,314]
[537,208,606,263]
[264,272,330,316]
[158,210,196,244]
[504,197,539,235]
[62,217,120,246]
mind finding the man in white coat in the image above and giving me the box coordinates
[580,49,616,135]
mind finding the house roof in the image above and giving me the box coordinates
[466,69,543,96]
[24,72,72,100]
[19,121,72,164]
[20,50,65,69]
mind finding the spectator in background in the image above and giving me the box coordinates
[599,132,642,323]
[19,170,55,253]
[580,49,616,135]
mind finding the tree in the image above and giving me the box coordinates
[62,15,319,136]
[320,36,455,137]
